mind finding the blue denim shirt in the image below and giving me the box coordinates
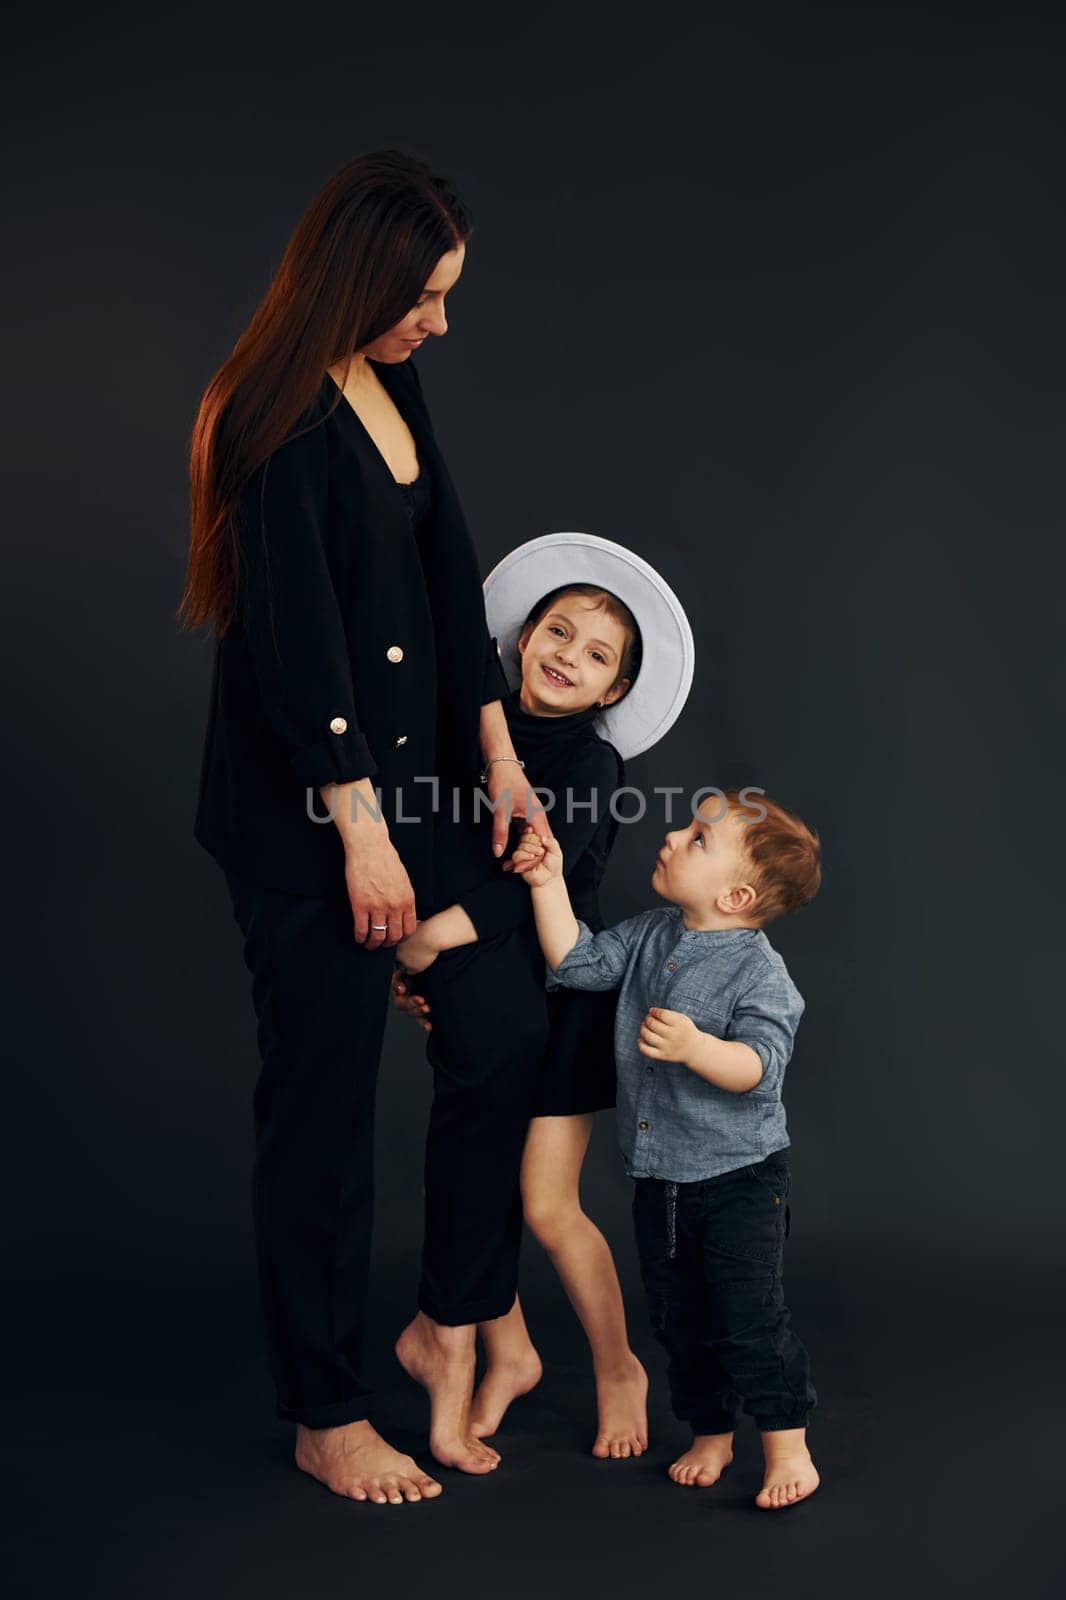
[544,905,805,1182]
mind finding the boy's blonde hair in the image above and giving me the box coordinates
[720,788,822,927]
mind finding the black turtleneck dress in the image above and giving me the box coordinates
[413,683,625,1326]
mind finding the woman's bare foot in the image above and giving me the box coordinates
[668,1431,735,1486]
[395,1313,501,1474]
[755,1428,820,1509]
[591,1353,649,1459]
[295,1419,443,1504]
[469,1345,544,1437]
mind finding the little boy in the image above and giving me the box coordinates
[511,786,822,1510]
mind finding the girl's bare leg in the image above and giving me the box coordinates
[472,1114,648,1458]
[468,1295,544,1437]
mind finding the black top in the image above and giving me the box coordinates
[193,360,509,902]
[431,684,625,938]
[397,461,434,534]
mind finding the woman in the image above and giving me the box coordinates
[180,149,546,1507]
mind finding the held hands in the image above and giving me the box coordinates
[509,825,564,888]
[637,1007,703,1066]
[483,761,553,864]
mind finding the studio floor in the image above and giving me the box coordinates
[5,1246,1052,1599]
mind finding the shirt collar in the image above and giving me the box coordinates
[667,905,760,940]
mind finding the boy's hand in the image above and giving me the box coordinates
[509,825,563,888]
[637,1007,702,1065]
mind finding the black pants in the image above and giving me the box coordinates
[224,867,396,1429]
[632,1148,816,1434]
[411,921,549,1325]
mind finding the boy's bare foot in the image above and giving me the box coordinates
[668,1431,734,1486]
[295,1419,443,1504]
[469,1346,544,1438]
[755,1428,820,1509]
[395,1313,501,1475]
[591,1353,649,1459]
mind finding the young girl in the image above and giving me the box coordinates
[392,534,694,1475]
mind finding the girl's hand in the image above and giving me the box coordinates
[509,825,563,888]
[637,1007,700,1064]
[390,968,432,1033]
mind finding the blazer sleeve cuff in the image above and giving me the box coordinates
[290,727,379,788]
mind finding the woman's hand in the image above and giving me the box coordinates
[483,760,553,864]
[342,831,418,950]
[390,969,432,1033]
[509,825,563,888]
[325,776,417,950]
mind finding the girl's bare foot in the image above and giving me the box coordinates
[756,1427,820,1509]
[295,1419,443,1504]
[591,1353,649,1459]
[395,1313,502,1475]
[469,1346,544,1438]
[668,1431,735,1486]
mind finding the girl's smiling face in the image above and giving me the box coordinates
[516,593,631,717]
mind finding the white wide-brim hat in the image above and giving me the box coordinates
[483,532,695,760]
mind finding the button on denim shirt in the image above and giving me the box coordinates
[545,905,805,1183]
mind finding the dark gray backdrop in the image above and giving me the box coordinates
[4,5,1061,1596]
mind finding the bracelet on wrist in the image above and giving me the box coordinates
[479,754,526,784]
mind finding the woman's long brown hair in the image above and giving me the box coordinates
[178,149,472,637]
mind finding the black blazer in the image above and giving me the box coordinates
[193,356,509,903]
